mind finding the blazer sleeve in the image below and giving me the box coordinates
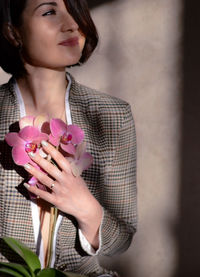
[98,103,137,256]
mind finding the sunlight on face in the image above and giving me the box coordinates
[18,0,86,70]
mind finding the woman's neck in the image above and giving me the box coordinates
[16,67,68,119]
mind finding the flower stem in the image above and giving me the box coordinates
[46,145,59,267]
[46,207,58,268]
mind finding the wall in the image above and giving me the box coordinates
[0,0,183,276]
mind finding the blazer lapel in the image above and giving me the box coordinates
[68,75,89,130]
[0,79,36,253]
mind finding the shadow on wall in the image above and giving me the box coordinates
[87,0,136,276]
[87,0,117,9]
[175,1,200,277]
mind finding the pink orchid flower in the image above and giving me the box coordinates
[28,176,46,190]
[19,114,50,132]
[67,142,93,177]
[5,126,48,166]
[5,115,93,199]
[49,118,84,155]
[28,176,47,199]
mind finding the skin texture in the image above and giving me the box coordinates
[5,0,103,256]
[18,0,86,69]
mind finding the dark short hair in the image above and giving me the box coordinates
[0,0,98,77]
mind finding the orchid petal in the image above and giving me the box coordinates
[19,126,41,141]
[28,177,47,200]
[50,118,68,138]
[19,126,48,144]
[49,134,60,146]
[28,176,38,186]
[69,152,93,176]
[32,133,49,145]
[34,114,49,130]
[29,169,48,191]
[19,116,35,129]
[12,146,31,165]
[37,182,47,191]
[78,152,93,171]
[68,145,93,176]
[67,125,84,144]
[28,177,38,199]
[75,142,86,159]
[40,121,51,135]
[61,143,76,155]
[5,133,24,147]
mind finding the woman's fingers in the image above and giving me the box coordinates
[24,182,56,204]
[41,140,71,173]
[27,150,62,181]
[24,163,59,191]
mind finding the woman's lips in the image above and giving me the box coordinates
[59,37,79,46]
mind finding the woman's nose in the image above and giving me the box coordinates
[61,12,79,32]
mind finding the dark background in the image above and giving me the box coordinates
[175,1,200,276]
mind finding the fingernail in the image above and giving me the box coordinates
[41,140,48,147]
[24,183,30,189]
[24,163,31,170]
[39,149,47,158]
[29,152,35,158]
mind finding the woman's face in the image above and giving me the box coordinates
[17,0,86,69]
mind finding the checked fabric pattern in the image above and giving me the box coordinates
[0,74,137,276]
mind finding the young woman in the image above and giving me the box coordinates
[0,0,137,276]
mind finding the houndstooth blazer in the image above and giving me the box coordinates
[0,74,137,276]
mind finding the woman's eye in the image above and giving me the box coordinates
[42,10,56,16]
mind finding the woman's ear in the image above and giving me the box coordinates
[3,23,22,48]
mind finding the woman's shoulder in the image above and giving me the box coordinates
[70,74,132,115]
[0,78,13,99]
[0,80,10,93]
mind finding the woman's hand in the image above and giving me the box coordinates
[24,140,103,249]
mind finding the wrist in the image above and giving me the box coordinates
[77,200,103,249]
[78,199,103,229]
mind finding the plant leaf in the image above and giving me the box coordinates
[63,273,87,277]
[0,263,31,277]
[0,266,25,277]
[36,268,66,277]
[3,237,41,275]
[37,268,86,277]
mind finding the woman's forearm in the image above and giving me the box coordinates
[77,199,103,249]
